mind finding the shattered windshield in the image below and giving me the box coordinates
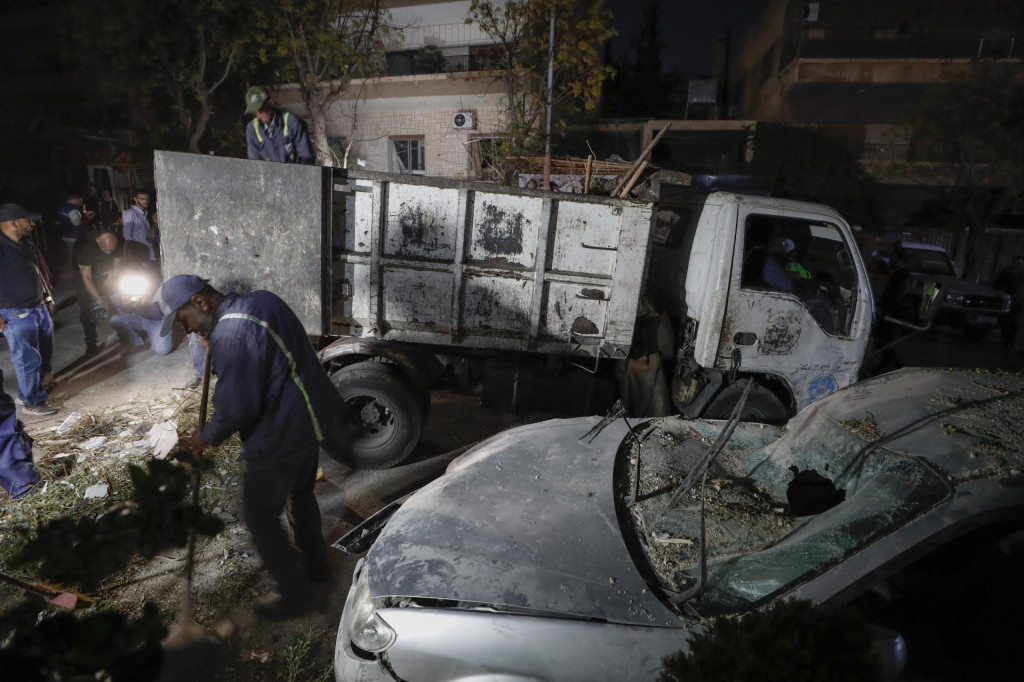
[622,417,952,618]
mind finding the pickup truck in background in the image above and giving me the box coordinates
[864,240,1010,340]
[155,152,877,469]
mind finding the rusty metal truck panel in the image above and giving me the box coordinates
[339,171,655,357]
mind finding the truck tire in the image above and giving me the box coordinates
[330,361,424,469]
[702,380,788,425]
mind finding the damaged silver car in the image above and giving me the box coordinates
[333,368,1024,681]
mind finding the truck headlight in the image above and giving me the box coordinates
[119,273,151,298]
[349,569,396,653]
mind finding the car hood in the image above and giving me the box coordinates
[910,272,1006,298]
[364,417,680,628]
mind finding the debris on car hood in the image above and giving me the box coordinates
[364,417,681,627]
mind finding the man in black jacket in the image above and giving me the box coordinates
[0,204,57,416]
[154,275,344,619]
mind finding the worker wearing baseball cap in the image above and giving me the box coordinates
[243,86,314,165]
[154,274,347,619]
[0,204,58,417]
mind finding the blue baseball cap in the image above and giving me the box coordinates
[154,274,209,337]
[0,203,42,223]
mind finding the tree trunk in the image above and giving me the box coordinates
[188,90,211,154]
[301,82,336,168]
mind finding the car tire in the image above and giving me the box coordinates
[703,380,789,424]
[330,361,424,469]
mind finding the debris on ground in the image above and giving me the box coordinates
[0,391,337,681]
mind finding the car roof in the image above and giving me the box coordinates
[897,240,947,253]
[792,367,1024,481]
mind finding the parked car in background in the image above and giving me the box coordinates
[867,240,1010,340]
[332,367,1024,681]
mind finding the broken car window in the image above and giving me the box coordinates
[625,417,951,618]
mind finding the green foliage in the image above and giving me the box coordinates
[469,0,616,173]
[661,599,882,682]
[898,60,1024,273]
[9,460,224,592]
[604,0,677,118]
[0,602,166,682]
[69,0,257,154]
[747,123,880,227]
[279,629,334,682]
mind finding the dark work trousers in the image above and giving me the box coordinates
[74,284,98,347]
[241,445,328,604]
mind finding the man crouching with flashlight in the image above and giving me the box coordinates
[109,268,205,386]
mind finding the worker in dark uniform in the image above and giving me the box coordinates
[154,275,345,619]
[1,366,40,498]
[243,86,314,165]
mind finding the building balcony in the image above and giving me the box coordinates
[388,22,494,50]
[385,46,501,77]
[783,35,1020,64]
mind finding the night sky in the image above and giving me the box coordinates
[607,0,771,75]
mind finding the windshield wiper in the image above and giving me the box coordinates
[652,379,753,605]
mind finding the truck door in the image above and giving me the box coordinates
[720,208,868,412]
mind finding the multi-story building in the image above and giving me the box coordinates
[728,0,1024,230]
[278,0,510,178]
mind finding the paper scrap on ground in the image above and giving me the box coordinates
[148,421,180,459]
[84,483,109,499]
[79,436,108,450]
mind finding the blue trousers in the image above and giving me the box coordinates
[109,311,205,378]
[0,305,54,405]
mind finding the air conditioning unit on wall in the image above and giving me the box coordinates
[453,112,475,130]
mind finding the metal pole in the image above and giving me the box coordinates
[542,4,555,190]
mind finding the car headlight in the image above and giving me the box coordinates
[945,292,965,305]
[349,568,396,653]
[119,273,151,298]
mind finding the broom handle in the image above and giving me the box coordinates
[0,571,62,599]
[181,345,212,623]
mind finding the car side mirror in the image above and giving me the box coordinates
[868,623,907,681]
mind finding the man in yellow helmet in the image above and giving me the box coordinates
[243,86,314,165]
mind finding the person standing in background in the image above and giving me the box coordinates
[96,189,121,231]
[0,204,57,417]
[58,190,95,259]
[244,86,314,165]
[122,190,156,265]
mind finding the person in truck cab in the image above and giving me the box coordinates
[243,86,314,165]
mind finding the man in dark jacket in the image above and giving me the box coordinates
[154,275,343,619]
[0,204,57,416]
[72,229,121,355]
[243,86,314,165]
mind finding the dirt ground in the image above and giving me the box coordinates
[0,263,527,681]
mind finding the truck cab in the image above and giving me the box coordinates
[646,192,874,421]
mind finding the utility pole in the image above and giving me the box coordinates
[542,4,555,190]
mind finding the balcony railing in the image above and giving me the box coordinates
[784,35,1020,64]
[385,49,500,77]
[390,22,493,49]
